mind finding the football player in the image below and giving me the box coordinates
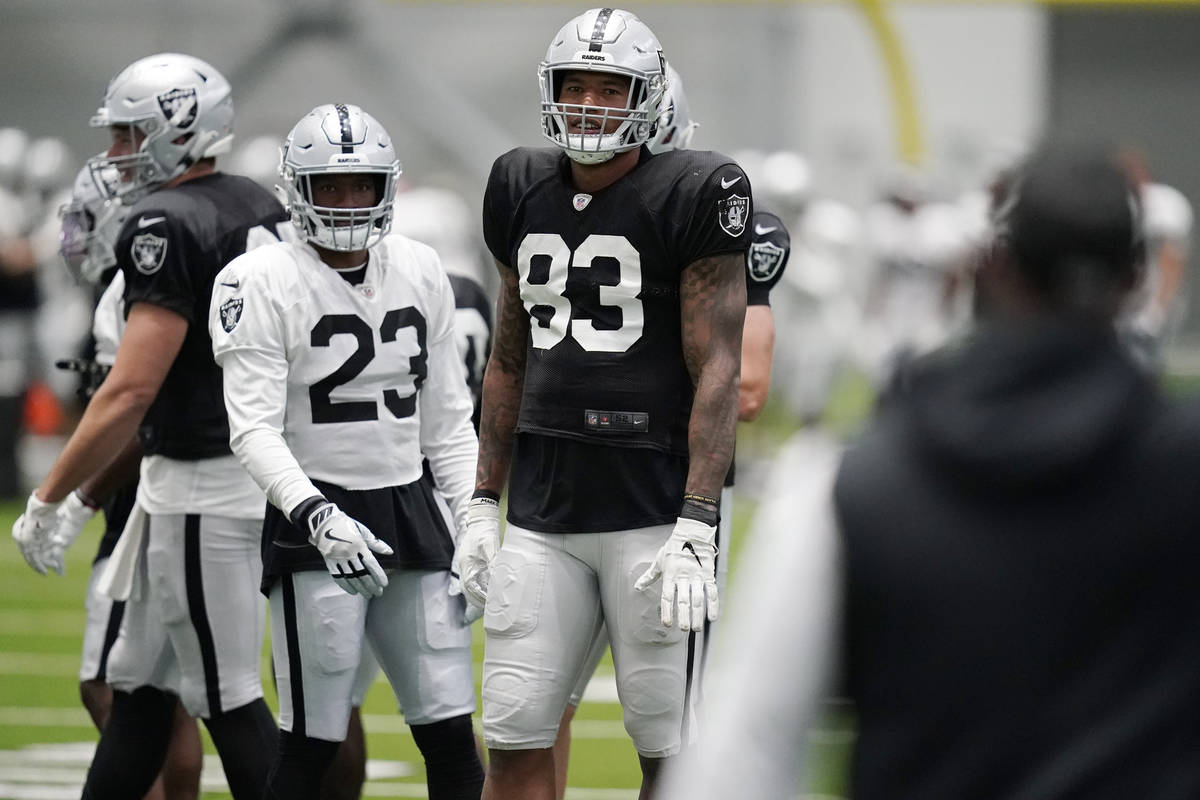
[460,9,748,799]
[12,53,286,800]
[323,210,493,800]
[209,103,483,800]
[548,61,790,799]
[51,162,205,800]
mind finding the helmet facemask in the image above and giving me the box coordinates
[285,168,397,252]
[60,161,126,284]
[539,65,665,165]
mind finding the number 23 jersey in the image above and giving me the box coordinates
[483,146,751,456]
[209,235,476,518]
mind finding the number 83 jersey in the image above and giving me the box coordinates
[209,235,476,509]
[483,146,752,456]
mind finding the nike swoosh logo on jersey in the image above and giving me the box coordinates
[137,216,166,228]
[720,176,743,190]
[220,280,240,289]
[754,224,778,235]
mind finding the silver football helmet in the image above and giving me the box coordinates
[647,64,698,154]
[59,158,126,284]
[88,53,234,204]
[280,104,401,252]
[539,8,668,165]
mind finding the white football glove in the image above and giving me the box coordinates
[12,492,61,576]
[634,516,720,632]
[450,496,500,617]
[45,490,99,576]
[303,501,393,598]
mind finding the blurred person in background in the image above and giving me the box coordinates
[11,52,286,800]
[662,143,1200,800]
[859,164,973,386]
[1117,151,1193,369]
[53,162,204,800]
[548,62,790,800]
[0,126,36,498]
[755,149,867,428]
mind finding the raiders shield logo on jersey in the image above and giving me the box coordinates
[219,297,243,332]
[157,87,198,129]
[748,241,786,283]
[718,195,749,237]
[131,232,168,275]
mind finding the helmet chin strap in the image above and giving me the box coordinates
[565,148,616,166]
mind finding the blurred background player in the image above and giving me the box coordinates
[1117,151,1193,368]
[0,126,38,499]
[859,164,973,386]
[662,143,1200,800]
[12,52,286,800]
[748,149,867,428]
[210,103,484,800]
[549,62,790,800]
[52,161,204,800]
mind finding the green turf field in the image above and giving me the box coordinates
[0,371,874,799]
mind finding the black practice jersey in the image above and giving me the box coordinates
[483,146,751,531]
[745,209,790,307]
[483,145,751,455]
[725,208,792,488]
[448,273,492,431]
[117,173,288,459]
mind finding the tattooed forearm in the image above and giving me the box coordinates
[680,251,746,499]
[476,263,529,493]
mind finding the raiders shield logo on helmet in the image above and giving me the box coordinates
[748,241,786,283]
[219,297,243,333]
[157,87,198,129]
[718,195,750,237]
[131,232,167,275]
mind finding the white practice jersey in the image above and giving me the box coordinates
[209,235,478,532]
[93,270,126,366]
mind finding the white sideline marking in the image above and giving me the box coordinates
[0,653,80,676]
[0,610,83,637]
[0,707,92,728]
[0,741,419,798]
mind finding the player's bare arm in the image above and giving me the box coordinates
[739,305,775,422]
[475,261,529,495]
[38,303,186,502]
[680,251,746,499]
[77,433,143,504]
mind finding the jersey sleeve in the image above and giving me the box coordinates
[676,158,754,268]
[746,210,791,306]
[118,210,201,322]
[418,257,479,539]
[482,150,519,268]
[92,271,127,366]
[210,253,321,518]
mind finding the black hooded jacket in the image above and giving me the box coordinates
[836,319,1200,799]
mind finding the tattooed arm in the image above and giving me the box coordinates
[475,260,529,495]
[680,252,746,499]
